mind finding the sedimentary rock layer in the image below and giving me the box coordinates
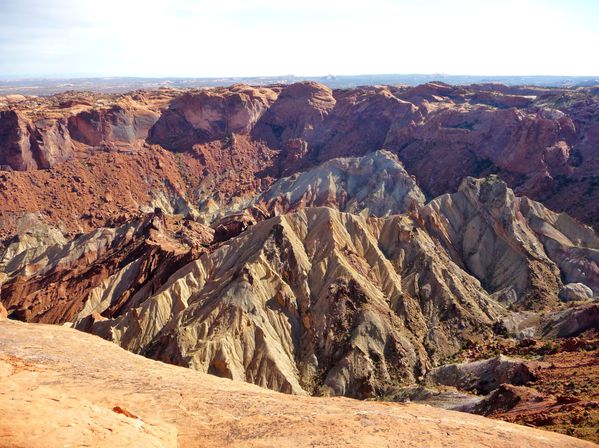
[1,82,599,242]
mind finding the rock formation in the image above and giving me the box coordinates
[0,110,74,170]
[421,329,599,443]
[81,207,503,397]
[0,210,213,323]
[420,176,599,310]
[257,149,425,216]
[2,81,599,444]
[2,174,597,406]
[2,82,599,240]
[1,319,595,448]
[426,355,537,395]
[559,283,595,302]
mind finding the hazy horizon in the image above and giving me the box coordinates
[1,0,598,78]
[2,73,599,81]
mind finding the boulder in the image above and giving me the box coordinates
[426,355,537,395]
[559,283,594,302]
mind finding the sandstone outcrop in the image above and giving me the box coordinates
[149,85,279,150]
[2,82,599,239]
[68,104,159,149]
[426,355,537,395]
[541,303,599,338]
[560,283,595,302]
[1,319,594,448]
[251,81,335,157]
[0,90,176,171]
[467,383,547,416]
[212,204,270,243]
[0,110,74,170]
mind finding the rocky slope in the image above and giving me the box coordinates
[2,174,597,402]
[420,176,599,310]
[1,204,503,397]
[85,207,504,397]
[425,327,599,443]
[0,210,213,323]
[1,318,595,448]
[256,149,425,217]
[1,81,599,244]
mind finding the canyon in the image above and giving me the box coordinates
[2,81,599,240]
[1,81,598,445]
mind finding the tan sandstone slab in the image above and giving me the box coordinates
[0,319,596,448]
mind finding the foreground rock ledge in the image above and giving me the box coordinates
[0,321,595,448]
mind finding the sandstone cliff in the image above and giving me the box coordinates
[2,82,599,240]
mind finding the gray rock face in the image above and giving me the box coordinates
[426,355,536,395]
[559,283,594,302]
[381,384,483,411]
[0,213,67,279]
[499,303,599,339]
[541,303,599,338]
[257,150,425,217]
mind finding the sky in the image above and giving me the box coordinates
[0,0,598,78]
